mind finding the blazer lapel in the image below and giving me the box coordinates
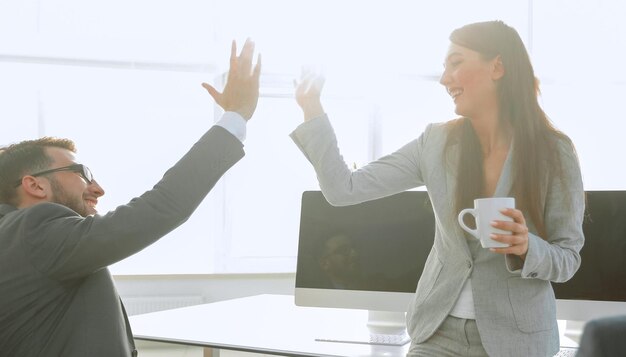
[493,141,514,198]
[440,139,514,259]
[442,141,473,259]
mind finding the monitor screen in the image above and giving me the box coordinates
[553,190,626,321]
[295,190,626,323]
[294,190,435,313]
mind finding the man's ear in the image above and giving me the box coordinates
[492,55,505,81]
[20,176,49,199]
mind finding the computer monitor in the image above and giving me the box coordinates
[553,190,626,322]
[294,190,435,336]
[295,189,626,338]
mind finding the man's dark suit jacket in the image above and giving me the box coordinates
[0,126,244,357]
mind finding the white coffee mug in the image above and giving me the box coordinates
[457,197,515,248]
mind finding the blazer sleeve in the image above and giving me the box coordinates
[290,114,428,206]
[23,125,245,281]
[506,138,585,282]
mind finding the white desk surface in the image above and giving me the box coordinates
[130,294,410,356]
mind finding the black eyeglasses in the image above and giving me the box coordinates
[14,164,93,187]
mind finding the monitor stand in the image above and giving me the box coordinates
[366,310,406,334]
[315,310,410,346]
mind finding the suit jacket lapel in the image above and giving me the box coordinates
[0,204,17,219]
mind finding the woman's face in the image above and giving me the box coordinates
[439,43,502,119]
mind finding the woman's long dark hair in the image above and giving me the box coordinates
[445,20,572,238]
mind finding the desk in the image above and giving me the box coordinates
[130,294,410,356]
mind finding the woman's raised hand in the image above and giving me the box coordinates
[294,67,325,121]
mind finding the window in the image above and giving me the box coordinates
[2,0,624,274]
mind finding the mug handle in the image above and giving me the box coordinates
[458,208,479,240]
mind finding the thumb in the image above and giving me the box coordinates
[201,83,221,102]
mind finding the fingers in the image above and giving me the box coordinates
[294,66,326,121]
[488,208,529,256]
[295,69,324,95]
[491,208,527,237]
[489,232,527,250]
[227,38,259,82]
[295,72,314,93]
[228,40,238,81]
[490,221,528,245]
[252,53,262,86]
[230,40,237,61]
[299,66,315,80]
[313,75,326,91]
[490,232,524,246]
[201,38,260,120]
[491,218,528,237]
[238,38,255,76]
[489,244,527,256]
[500,208,526,225]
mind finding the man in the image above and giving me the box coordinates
[0,39,261,357]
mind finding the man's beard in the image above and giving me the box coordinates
[48,177,90,217]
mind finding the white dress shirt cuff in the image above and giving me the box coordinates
[216,111,247,142]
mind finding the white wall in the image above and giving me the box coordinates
[115,273,296,316]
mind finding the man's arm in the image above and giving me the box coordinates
[26,40,262,280]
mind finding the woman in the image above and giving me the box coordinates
[291,21,584,357]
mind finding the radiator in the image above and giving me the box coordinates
[121,295,205,316]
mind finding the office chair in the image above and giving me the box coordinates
[575,315,626,357]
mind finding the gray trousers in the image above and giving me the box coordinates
[408,315,488,357]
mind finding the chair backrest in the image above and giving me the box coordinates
[575,315,626,357]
